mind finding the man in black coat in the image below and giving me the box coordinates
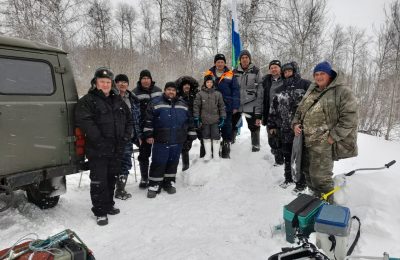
[267,62,310,192]
[75,67,133,226]
[132,70,162,188]
[262,60,284,165]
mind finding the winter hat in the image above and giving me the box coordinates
[94,67,114,80]
[269,60,281,69]
[282,63,294,72]
[139,69,152,81]
[114,74,129,85]
[164,81,177,90]
[204,74,214,83]
[214,53,226,63]
[313,61,334,77]
[239,50,251,62]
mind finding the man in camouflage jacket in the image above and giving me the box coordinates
[292,61,358,202]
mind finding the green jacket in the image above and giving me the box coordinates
[292,69,358,160]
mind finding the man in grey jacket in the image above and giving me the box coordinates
[233,50,264,151]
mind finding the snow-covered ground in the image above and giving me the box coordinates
[1,126,399,259]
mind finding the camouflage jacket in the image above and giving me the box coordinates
[292,70,358,160]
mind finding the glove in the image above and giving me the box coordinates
[194,117,201,128]
[218,117,225,128]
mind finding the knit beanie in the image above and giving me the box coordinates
[269,60,281,69]
[139,69,152,81]
[114,74,129,85]
[313,61,334,77]
[214,53,226,63]
[239,50,251,62]
[164,81,177,90]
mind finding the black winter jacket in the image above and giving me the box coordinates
[75,88,133,159]
[267,74,310,143]
[132,82,162,129]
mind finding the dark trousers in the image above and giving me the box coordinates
[89,157,120,216]
[282,143,294,182]
[220,112,233,142]
[138,141,152,180]
[121,141,133,176]
[149,143,183,187]
[201,123,220,140]
[232,112,260,132]
[267,128,283,163]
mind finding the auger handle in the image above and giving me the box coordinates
[385,160,396,168]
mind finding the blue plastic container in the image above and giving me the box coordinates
[314,204,351,236]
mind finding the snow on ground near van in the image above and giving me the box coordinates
[1,127,399,259]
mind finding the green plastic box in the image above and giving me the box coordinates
[283,194,324,243]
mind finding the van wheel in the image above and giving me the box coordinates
[26,184,60,209]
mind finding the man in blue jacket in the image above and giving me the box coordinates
[143,82,196,198]
[205,54,240,158]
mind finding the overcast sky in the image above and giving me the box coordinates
[114,0,392,36]
[327,0,391,35]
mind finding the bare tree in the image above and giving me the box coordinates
[326,24,348,68]
[87,0,112,49]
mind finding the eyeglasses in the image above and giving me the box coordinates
[116,81,128,85]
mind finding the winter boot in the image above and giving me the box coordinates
[273,152,284,166]
[182,150,190,171]
[203,139,212,161]
[115,175,132,200]
[212,140,221,160]
[251,129,260,152]
[147,185,161,199]
[107,206,120,215]
[96,216,108,226]
[292,182,307,194]
[139,163,149,189]
[220,140,231,159]
[199,139,206,158]
[163,181,176,194]
[279,180,294,189]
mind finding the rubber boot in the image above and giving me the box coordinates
[221,140,231,159]
[212,140,221,160]
[203,139,212,161]
[199,139,206,158]
[181,150,189,171]
[251,129,260,152]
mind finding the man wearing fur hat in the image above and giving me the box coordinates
[143,82,196,198]
[75,67,133,225]
[176,76,201,171]
[232,50,264,152]
[133,70,162,189]
[293,61,358,203]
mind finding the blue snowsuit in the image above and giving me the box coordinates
[143,94,196,187]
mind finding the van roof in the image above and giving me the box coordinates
[0,36,67,54]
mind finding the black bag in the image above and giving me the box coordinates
[268,240,329,260]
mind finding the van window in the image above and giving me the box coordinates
[0,57,55,95]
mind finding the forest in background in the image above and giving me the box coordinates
[0,0,399,139]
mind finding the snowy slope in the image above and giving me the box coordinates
[0,126,399,260]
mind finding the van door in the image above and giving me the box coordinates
[0,50,70,176]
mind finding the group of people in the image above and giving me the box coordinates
[75,50,358,225]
